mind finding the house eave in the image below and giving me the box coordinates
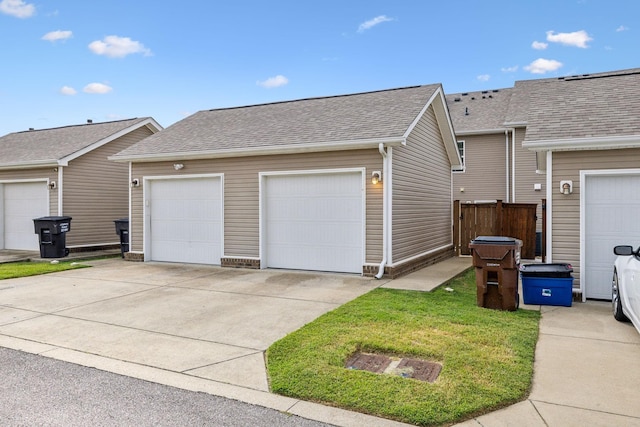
[455,128,509,136]
[109,137,407,163]
[0,160,63,170]
[523,135,640,151]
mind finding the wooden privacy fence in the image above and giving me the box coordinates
[453,200,539,260]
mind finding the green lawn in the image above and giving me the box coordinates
[266,268,540,426]
[0,261,88,280]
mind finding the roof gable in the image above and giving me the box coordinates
[0,118,161,169]
[112,85,457,161]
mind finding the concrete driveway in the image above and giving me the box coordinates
[0,260,383,407]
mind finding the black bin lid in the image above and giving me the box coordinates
[471,236,518,245]
[33,216,72,222]
[520,263,573,274]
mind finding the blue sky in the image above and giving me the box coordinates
[1,0,637,136]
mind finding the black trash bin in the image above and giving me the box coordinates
[469,236,522,311]
[33,216,72,258]
[114,218,129,258]
[520,263,574,307]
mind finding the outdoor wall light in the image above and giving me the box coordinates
[371,171,382,185]
[48,181,56,190]
[173,163,184,171]
[560,180,573,195]
[131,178,140,188]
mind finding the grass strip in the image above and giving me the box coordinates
[266,268,540,426]
[0,261,89,280]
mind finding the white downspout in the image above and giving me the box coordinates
[57,166,63,215]
[375,143,389,279]
[505,130,510,202]
[511,128,516,202]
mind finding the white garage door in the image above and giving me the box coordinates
[147,177,222,265]
[263,172,364,274]
[2,182,49,251]
[584,174,640,299]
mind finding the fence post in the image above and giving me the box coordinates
[453,200,460,255]
[496,200,503,235]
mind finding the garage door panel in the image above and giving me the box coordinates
[3,182,48,251]
[149,177,222,265]
[264,172,363,274]
[585,174,640,299]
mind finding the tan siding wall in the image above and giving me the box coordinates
[131,150,384,262]
[551,148,640,286]
[0,168,58,215]
[64,127,154,247]
[392,105,452,262]
[452,133,507,202]
[513,128,545,230]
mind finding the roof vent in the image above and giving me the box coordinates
[492,89,499,93]
[471,97,476,100]
[461,93,468,96]
[465,107,469,116]
[87,119,93,124]
[454,97,461,102]
[29,127,34,131]
[481,90,488,94]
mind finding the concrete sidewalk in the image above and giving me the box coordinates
[0,256,639,426]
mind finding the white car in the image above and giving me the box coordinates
[612,245,640,333]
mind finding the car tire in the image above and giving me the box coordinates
[612,269,629,322]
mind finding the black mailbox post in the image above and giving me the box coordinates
[33,216,72,258]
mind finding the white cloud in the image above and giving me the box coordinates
[501,65,519,72]
[42,30,72,42]
[532,41,548,50]
[358,15,394,33]
[616,25,628,32]
[59,86,77,95]
[0,0,35,18]
[546,30,593,48]
[524,58,563,74]
[88,35,152,58]
[83,83,113,94]
[257,75,289,88]
[477,74,490,82]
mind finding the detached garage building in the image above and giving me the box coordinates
[111,85,462,277]
[0,118,161,253]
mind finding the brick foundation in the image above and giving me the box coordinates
[363,246,456,279]
[124,252,144,262]
[221,257,261,269]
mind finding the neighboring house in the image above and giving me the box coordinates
[445,87,546,233]
[447,67,640,301]
[110,85,462,278]
[505,68,640,301]
[0,118,162,253]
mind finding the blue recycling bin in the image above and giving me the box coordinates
[520,263,573,307]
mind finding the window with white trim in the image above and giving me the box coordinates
[453,140,465,172]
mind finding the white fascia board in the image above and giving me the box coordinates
[455,128,509,136]
[523,135,640,151]
[109,137,405,163]
[0,159,60,170]
[503,121,528,127]
[61,118,163,164]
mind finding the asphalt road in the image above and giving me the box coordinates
[0,347,332,427]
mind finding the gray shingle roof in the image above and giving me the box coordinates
[445,87,513,133]
[0,118,156,168]
[506,68,640,142]
[113,85,442,159]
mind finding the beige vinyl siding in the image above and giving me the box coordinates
[452,132,507,202]
[0,168,57,215]
[64,127,154,247]
[551,148,640,287]
[391,105,452,262]
[131,149,384,262]
[513,128,545,230]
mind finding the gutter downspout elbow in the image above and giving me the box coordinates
[376,143,388,279]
